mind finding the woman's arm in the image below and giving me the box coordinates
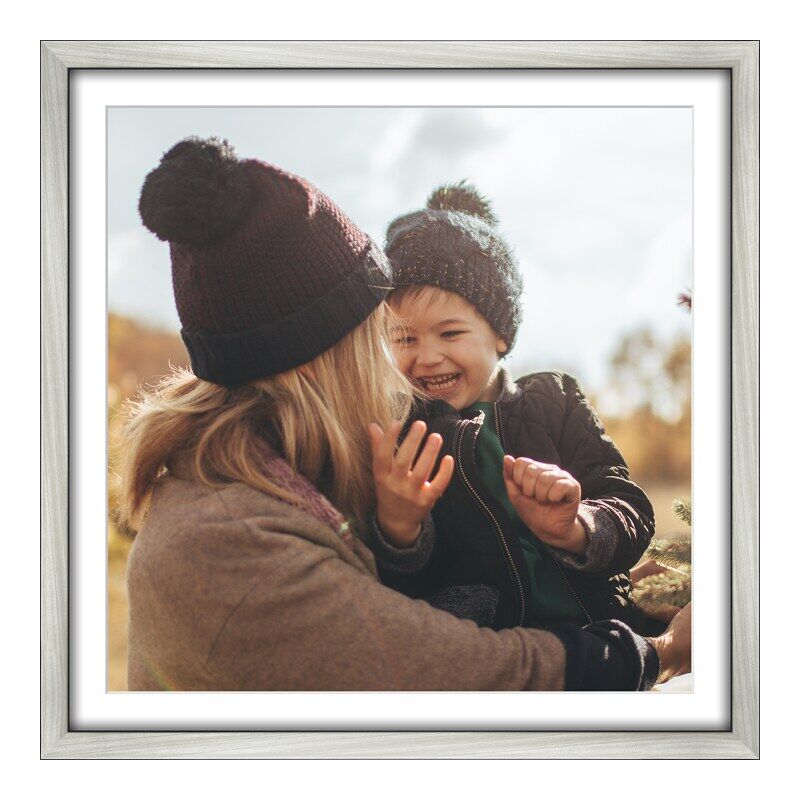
[203,525,664,691]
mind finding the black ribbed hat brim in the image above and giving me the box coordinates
[183,241,391,386]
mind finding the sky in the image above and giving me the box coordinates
[108,106,691,394]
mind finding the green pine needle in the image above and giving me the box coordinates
[672,497,692,526]
[644,536,691,569]
[633,496,693,614]
[632,568,691,610]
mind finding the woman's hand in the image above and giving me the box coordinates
[368,420,455,548]
[502,455,587,555]
[630,558,668,584]
[648,602,692,683]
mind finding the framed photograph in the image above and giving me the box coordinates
[41,41,758,758]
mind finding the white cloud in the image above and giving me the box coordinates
[108,106,692,392]
[108,229,179,329]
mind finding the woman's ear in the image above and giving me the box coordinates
[497,338,508,355]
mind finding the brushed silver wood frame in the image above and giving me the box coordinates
[41,40,758,759]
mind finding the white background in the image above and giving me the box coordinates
[4,0,788,790]
[74,68,725,730]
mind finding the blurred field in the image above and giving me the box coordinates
[107,313,691,691]
[108,526,132,691]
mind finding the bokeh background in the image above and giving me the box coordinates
[108,107,692,689]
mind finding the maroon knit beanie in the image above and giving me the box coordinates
[138,136,391,387]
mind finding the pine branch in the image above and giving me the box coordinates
[632,569,691,611]
[672,497,692,526]
[644,536,691,569]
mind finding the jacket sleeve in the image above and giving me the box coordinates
[204,524,659,691]
[365,514,436,574]
[547,372,656,575]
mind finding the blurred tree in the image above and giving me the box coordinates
[108,313,189,405]
[607,327,690,422]
[601,326,691,484]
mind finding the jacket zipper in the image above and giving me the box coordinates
[549,556,595,625]
[456,418,526,627]
[493,401,508,451]
[494,402,594,626]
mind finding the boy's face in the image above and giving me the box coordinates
[389,288,508,410]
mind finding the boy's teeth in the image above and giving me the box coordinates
[423,374,458,390]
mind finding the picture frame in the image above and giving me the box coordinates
[41,40,759,759]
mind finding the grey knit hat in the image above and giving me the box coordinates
[384,181,523,352]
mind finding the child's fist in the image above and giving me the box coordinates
[502,455,588,555]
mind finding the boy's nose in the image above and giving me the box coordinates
[415,342,444,367]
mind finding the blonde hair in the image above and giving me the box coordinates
[116,303,415,532]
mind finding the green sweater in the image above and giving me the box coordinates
[464,402,582,622]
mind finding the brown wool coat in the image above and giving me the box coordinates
[126,471,568,691]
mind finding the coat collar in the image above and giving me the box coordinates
[495,367,522,404]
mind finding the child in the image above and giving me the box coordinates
[367,183,659,634]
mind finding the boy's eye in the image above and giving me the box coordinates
[441,330,466,339]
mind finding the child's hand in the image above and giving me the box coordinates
[368,420,455,548]
[502,455,588,555]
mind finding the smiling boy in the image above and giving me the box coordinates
[368,183,659,635]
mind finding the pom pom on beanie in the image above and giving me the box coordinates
[137,136,392,386]
[138,136,255,247]
[426,180,499,226]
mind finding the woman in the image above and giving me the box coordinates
[121,136,690,691]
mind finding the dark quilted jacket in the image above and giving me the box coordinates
[375,370,658,633]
